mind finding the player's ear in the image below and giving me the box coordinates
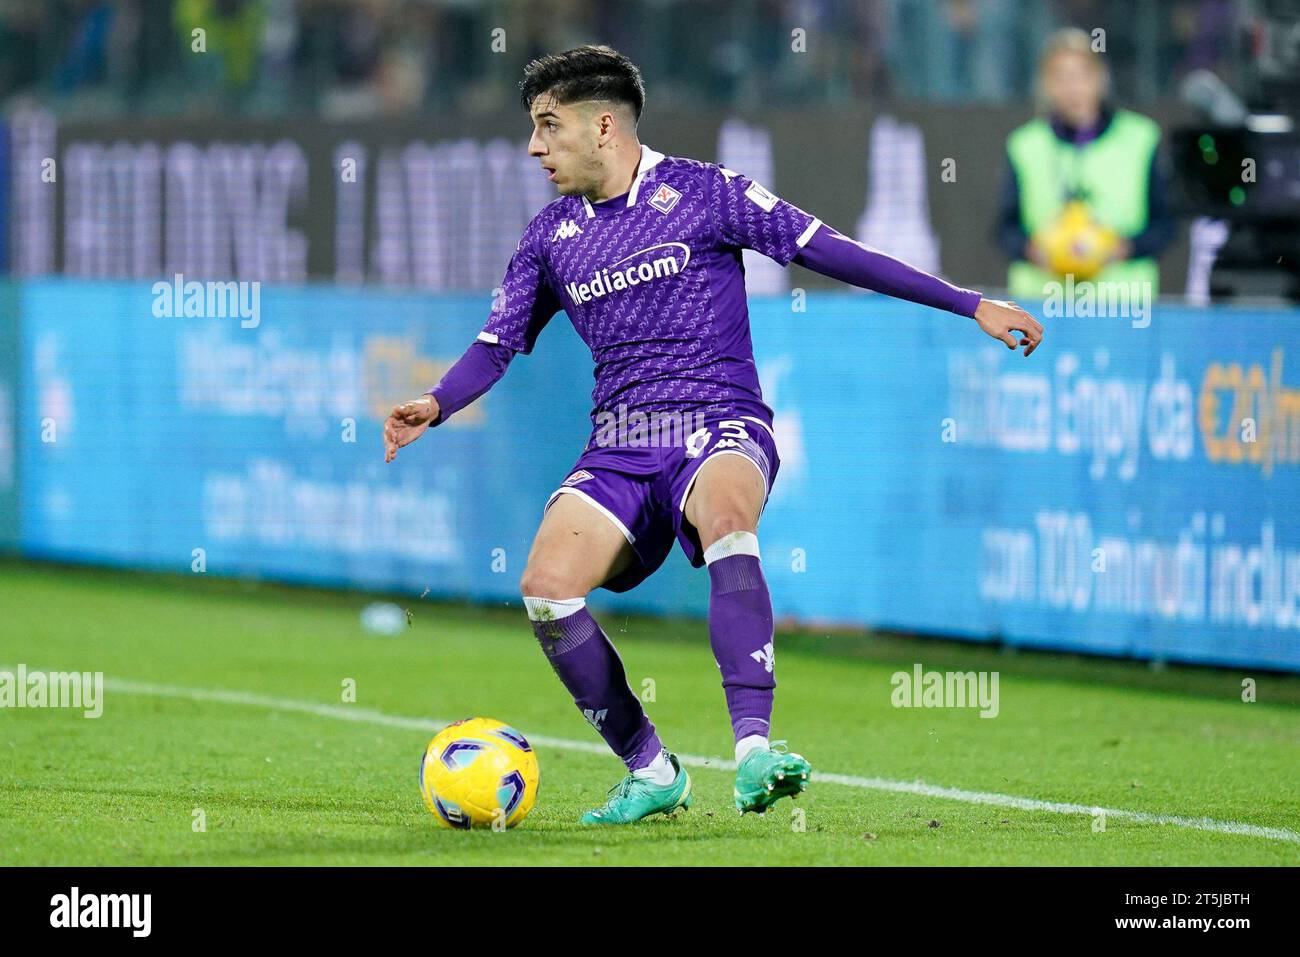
[596,109,616,144]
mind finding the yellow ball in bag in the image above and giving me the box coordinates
[1037,200,1120,280]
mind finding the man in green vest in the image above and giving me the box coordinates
[995,28,1174,301]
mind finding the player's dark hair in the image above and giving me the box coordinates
[520,45,645,122]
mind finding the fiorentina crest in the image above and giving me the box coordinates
[649,183,682,214]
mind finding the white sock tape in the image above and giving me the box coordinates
[523,596,586,622]
[703,530,761,565]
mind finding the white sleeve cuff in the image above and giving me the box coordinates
[795,217,823,249]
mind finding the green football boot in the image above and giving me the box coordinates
[733,742,812,814]
[580,753,692,825]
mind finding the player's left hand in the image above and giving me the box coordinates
[974,298,1043,357]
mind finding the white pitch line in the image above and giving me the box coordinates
[64,675,1300,846]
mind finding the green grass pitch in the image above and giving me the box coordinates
[1,560,1298,866]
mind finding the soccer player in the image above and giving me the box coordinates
[384,46,1042,825]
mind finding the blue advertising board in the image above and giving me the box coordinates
[0,281,16,551]
[17,279,1300,671]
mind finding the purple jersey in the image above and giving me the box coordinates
[479,145,819,444]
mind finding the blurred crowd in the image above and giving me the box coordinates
[0,0,1253,119]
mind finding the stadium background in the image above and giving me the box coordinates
[0,0,1296,676]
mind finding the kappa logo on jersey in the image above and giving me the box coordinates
[583,708,608,731]
[562,469,594,487]
[751,642,775,673]
[744,181,779,213]
[649,183,682,214]
[551,219,584,242]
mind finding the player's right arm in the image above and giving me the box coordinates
[384,216,561,462]
[383,341,514,462]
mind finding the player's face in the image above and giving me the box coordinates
[527,95,604,196]
[1043,51,1104,126]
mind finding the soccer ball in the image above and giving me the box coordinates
[419,717,540,830]
[1037,200,1120,280]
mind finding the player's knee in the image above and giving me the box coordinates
[703,509,756,550]
[519,564,585,601]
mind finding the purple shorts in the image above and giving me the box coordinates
[544,414,781,592]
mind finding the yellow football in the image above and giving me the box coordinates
[419,717,540,830]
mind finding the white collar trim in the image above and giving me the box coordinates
[627,144,665,207]
[579,145,665,213]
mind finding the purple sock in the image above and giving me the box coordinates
[525,597,664,771]
[705,533,776,743]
